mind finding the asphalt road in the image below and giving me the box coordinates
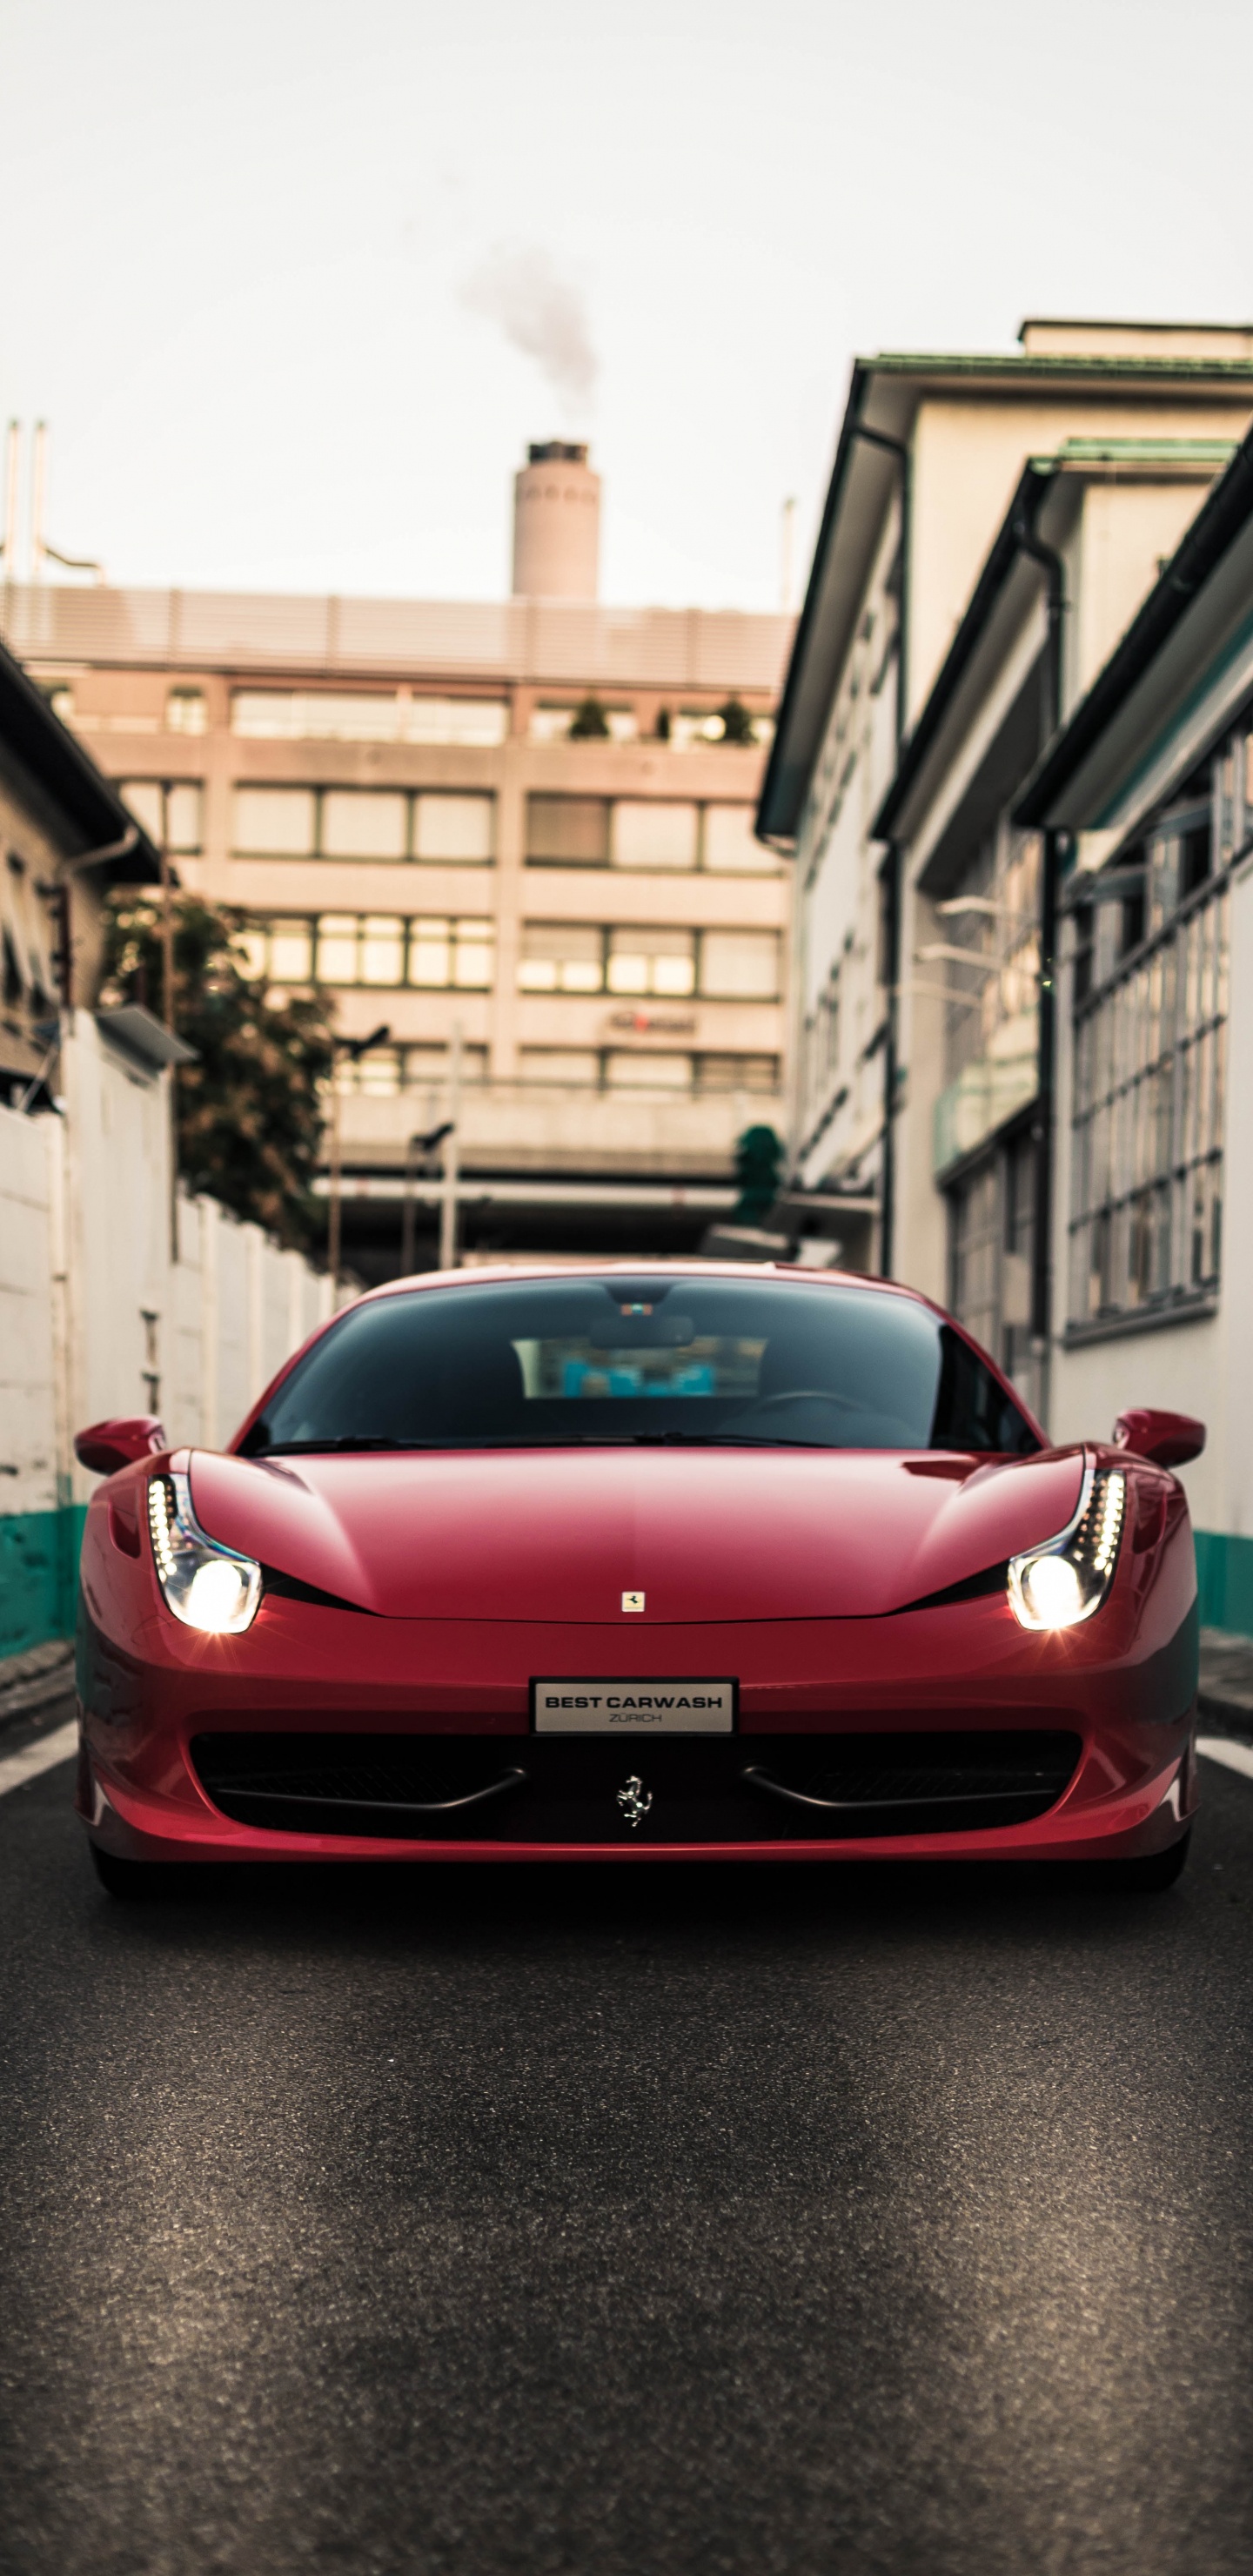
[2,1738,1253,2576]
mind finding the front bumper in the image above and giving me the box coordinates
[76,1586,1199,1868]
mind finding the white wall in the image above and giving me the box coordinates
[0,1011,332,1512]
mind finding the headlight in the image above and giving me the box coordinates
[1008,1467,1124,1632]
[147,1472,262,1634]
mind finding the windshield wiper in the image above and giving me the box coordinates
[258,1437,430,1454]
[626,1431,833,1448]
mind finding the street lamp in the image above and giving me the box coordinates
[399,1120,453,1278]
[327,1023,390,1303]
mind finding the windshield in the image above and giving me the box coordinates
[241,1277,1038,1456]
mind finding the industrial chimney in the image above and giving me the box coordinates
[512,441,600,600]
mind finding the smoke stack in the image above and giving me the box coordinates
[512,441,600,600]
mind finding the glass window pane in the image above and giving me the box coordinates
[413,795,494,862]
[360,916,404,983]
[269,922,315,983]
[526,796,609,865]
[700,931,779,998]
[519,924,603,992]
[316,916,358,983]
[233,786,316,855]
[704,805,775,872]
[166,691,207,736]
[408,922,451,987]
[322,792,408,860]
[165,782,203,852]
[611,802,698,869]
[605,1053,693,1090]
[453,922,494,988]
[519,1050,601,1084]
[404,698,508,748]
[118,780,164,842]
[238,928,269,981]
[232,693,403,742]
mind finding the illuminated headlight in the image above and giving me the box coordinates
[1008,1469,1125,1632]
[147,1472,262,1635]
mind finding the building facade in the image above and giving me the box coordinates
[1015,422,1253,1633]
[758,321,1253,1331]
[3,449,794,1276]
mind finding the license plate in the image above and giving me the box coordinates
[532,1679,736,1734]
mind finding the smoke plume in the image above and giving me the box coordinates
[462,246,598,414]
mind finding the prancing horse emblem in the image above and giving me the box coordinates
[617,1774,653,1829]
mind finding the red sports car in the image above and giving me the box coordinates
[73,1263,1203,1894]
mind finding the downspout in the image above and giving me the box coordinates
[854,423,909,1276]
[1011,512,1066,1420]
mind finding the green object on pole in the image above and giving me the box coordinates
[733,1124,784,1224]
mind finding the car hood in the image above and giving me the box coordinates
[187,1445,1087,1623]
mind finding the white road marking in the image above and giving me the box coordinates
[0,1720,78,1800]
[1198,1735,1253,1781]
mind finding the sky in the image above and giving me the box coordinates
[4,0,1253,614]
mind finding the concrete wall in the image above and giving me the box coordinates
[0,1012,331,1658]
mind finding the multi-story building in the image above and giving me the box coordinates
[4,444,794,1277]
[1016,418,1253,1634]
[758,320,1253,1407]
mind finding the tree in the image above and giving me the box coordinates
[717,696,758,747]
[102,894,337,1249]
[568,694,611,740]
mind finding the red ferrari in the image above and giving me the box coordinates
[73,1264,1203,1894]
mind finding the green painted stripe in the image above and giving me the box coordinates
[1195,1528,1253,1640]
[0,1506,88,1660]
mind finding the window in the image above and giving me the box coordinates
[118,780,204,853]
[1069,873,1228,1329]
[265,922,315,983]
[231,693,507,746]
[166,690,207,735]
[233,786,316,855]
[231,783,495,862]
[406,917,494,989]
[336,1042,488,1094]
[530,704,638,744]
[247,915,494,989]
[413,794,493,862]
[605,1052,692,1090]
[526,796,609,865]
[607,927,695,998]
[703,805,776,872]
[668,707,774,752]
[519,924,604,993]
[519,1049,602,1085]
[322,792,408,861]
[699,930,779,999]
[695,1054,780,1094]
[610,802,698,869]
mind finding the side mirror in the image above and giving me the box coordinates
[74,1416,167,1477]
[1112,1407,1205,1471]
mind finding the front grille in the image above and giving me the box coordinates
[191,1729,1081,1843]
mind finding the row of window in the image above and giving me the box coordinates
[1069,881,1227,1324]
[74,689,774,751]
[243,915,782,999]
[337,1044,780,1097]
[117,781,779,874]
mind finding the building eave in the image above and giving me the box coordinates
[1014,417,1253,829]
[755,350,1253,852]
[0,633,161,881]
